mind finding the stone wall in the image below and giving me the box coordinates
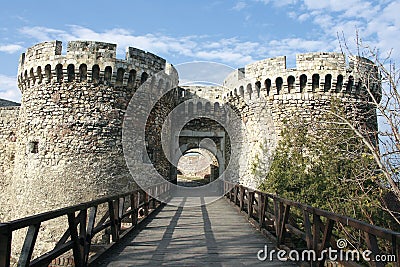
[5,40,177,257]
[0,106,19,222]
[181,85,224,101]
[11,40,169,219]
[12,82,135,217]
[0,43,381,259]
[2,47,380,215]
[221,52,380,188]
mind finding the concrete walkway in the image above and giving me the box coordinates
[93,198,297,266]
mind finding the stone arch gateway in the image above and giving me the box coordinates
[0,41,381,223]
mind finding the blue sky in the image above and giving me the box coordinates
[0,0,399,102]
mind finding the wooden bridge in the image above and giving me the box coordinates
[0,181,399,267]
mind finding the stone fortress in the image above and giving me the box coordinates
[0,40,381,223]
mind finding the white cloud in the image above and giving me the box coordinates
[20,25,198,58]
[255,0,298,7]
[175,62,235,85]
[19,25,262,66]
[19,26,71,42]
[257,0,400,62]
[266,38,333,59]
[302,0,380,19]
[0,74,20,102]
[273,0,298,7]
[303,0,353,11]
[297,13,310,22]
[0,44,23,54]
[232,1,247,11]
[232,0,400,66]
[195,50,253,65]
[18,24,348,68]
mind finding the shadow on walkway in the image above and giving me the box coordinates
[91,197,297,266]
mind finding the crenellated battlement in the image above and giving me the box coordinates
[180,98,224,117]
[222,52,381,101]
[18,40,167,91]
[2,39,383,257]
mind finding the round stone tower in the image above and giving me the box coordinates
[12,40,168,218]
[222,52,381,187]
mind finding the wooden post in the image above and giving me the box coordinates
[365,233,384,267]
[393,235,400,267]
[68,212,84,267]
[84,206,97,265]
[18,223,41,266]
[318,219,334,267]
[148,187,152,209]
[277,203,289,246]
[258,193,265,229]
[248,191,254,219]
[312,214,321,252]
[230,183,234,202]
[79,209,87,254]
[311,214,322,267]
[223,181,227,197]
[118,197,125,219]
[144,192,149,217]
[273,199,280,238]
[131,192,138,226]
[0,224,12,267]
[154,185,159,206]
[239,186,245,212]
[303,210,312,250]
[234,185,238,206]
[76,209,88,266]
[108,200,120,242]
[150,187,156,209]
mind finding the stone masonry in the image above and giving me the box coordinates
[0,105,19,222]
[0,41,380,257]
[221,52,380,187]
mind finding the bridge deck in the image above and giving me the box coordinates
[93,198,297,266]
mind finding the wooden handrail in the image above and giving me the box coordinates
[0,182,172,267]
[224,181,400,267]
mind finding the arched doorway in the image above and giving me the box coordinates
[177,148,219,187]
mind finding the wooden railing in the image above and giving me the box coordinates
[0,182,171,267]
[224,181,400,267]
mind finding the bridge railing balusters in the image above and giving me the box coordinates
[18,223,40,267]
[0,182,170,267]
[223,180,400,267]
